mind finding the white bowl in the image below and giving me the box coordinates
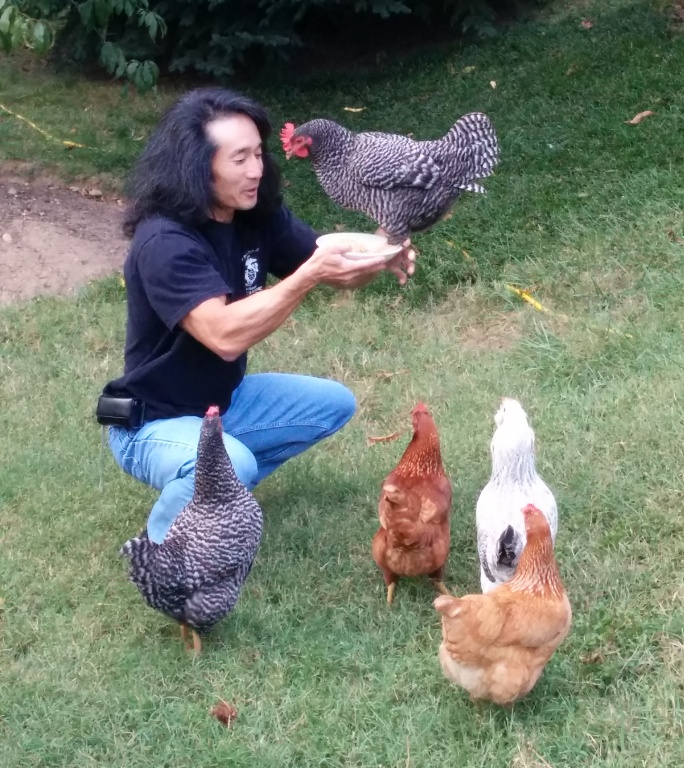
[315,232,402,261]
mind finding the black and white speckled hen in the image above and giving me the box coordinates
[280,114,499,244]
[120,405,263,654]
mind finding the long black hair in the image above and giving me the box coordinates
[123,87,283,237]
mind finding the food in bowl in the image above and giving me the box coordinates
[315,232,403,261]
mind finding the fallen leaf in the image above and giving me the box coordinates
[565,63,578,76]
[368,431,401,445]
[580,19,593,29]
[506,284,547,313]
[667,229,684,245]
[490,80,497,89]
[580,650,604,664]
[463,65,476,73]
[442,212,453,221]
[625,110,655,124]
[461,249,471,260]
[343,107,366,113]
[375,369,409,380]
[210,700,238,727]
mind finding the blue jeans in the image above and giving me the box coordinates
[108,373,356,543]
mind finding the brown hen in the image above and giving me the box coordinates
[434,504,571,706]
[372,402,452,605]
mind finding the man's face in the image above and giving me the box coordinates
[207,114,264,221]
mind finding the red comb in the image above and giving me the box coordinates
[206,405,220,418]
[279,122,296,148]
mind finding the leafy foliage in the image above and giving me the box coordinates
[3,0,541,90]
[0,0,62,54]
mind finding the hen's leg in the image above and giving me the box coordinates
[180,623,202,655]
[378,221,411,246]
[381,569,399,605]
[192,630,202,655]
[429,567,450,596]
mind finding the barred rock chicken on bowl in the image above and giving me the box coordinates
[315,232,402,261]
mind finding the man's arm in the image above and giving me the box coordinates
[181,242,388,361]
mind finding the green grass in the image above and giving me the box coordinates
[2,1,684,766]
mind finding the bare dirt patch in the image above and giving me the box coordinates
[0,171,128,305]
[459,311,524,352]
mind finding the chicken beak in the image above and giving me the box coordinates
[284,149,293,160]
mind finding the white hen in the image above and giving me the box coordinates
[476,398,558,593]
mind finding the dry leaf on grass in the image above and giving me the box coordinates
[343,107,366,113]
[666,229,684,245]
[367,432,401,445]
[490,80,497,89]
[375,369,409,380]
[625,110,655,124]
[580,19,593,29]
[463,65,476,73]
[506,284,548,313]
[580,650,604,664]
[210,700,238,727]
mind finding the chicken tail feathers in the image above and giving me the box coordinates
[120,531,154,564]
[444,112,499,189]
[497,525,519,568]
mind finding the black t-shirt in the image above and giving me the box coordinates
[103,205,318,421]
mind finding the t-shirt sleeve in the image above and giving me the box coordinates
[267,205,319,279]
[137,231,232,331]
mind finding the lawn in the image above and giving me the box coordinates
[1,1,684,766]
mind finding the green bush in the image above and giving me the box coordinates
[3,0,544,90]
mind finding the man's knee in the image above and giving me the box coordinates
[327,381,357,431]
[222,435,259,489]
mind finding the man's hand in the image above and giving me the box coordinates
[384,240,416,286]
[374,228,416,286]
[301,242,387,290]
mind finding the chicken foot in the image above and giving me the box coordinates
[180,623,202,655]
[429,569,451,597]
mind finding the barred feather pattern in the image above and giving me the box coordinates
[292,113,499,243]
[120,412,263,635]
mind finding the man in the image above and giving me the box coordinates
[98,87,415,544]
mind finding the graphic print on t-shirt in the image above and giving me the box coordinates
[243,248,262,294]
